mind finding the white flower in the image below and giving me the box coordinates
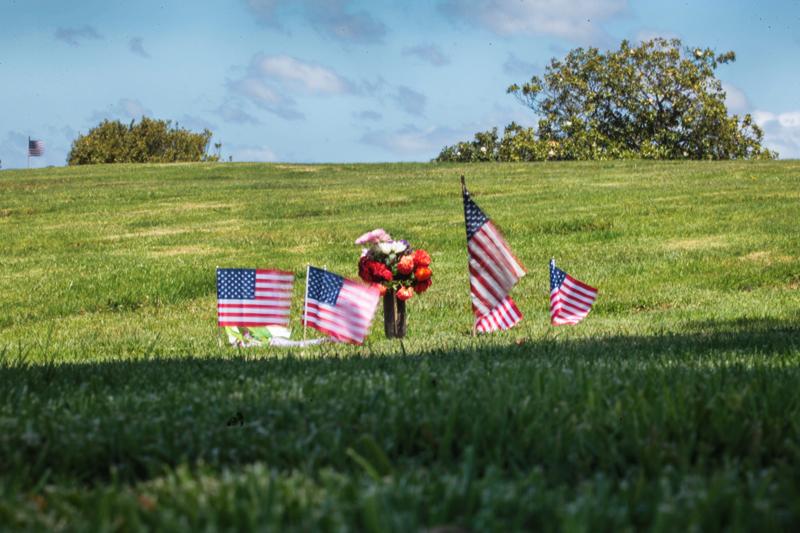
[377,242,393,255]
[694,49,703,58]
[683,151,688,157]
[480,146,487,153]
[564,121,572,127]
[547,149,555,157]
[390,241,407,254]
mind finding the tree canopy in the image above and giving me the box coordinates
[436,38,775,162]
[68,117,216,165]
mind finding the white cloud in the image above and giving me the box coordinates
[360,125,462,157]
[228,54,353,120]
[441,0,627,44]
[722,82,749,114]
[634,29,680,43]
[231,145,278,162]
[254,54,352,94]
[753,110,800,158]
[403,44,450,66]
[89,98,152,123]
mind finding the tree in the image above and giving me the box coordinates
[436,38,775,162]
[67,117,217,165]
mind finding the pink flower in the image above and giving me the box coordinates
[355,228,392,245]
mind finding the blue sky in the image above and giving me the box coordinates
[1,0,798,168]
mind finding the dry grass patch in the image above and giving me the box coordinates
[148,245,220,258]
[739,251,794,265]
[273,164,322,172]
[665,236,728,251]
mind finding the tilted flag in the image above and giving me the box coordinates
[216,268,293,327]
[303,266,380,344]
[462,177,526,333]
[28,139,44,157]
[549,259,598,325]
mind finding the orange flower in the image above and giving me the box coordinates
[396,254,415,275]
[414,279,432,293]
[396,286,414,301]
[414,266,432,281]
[413,249,431,267]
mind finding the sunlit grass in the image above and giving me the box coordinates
[1,160,799,530]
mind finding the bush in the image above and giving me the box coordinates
[436,38,777,162]
[68,118,217,165]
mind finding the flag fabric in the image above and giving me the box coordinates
[549,259,598,325]
[216,268,293,327]
[462,178,526,333]
[475,295,523,333]
[303,266,380,344]
[28,139,44,157]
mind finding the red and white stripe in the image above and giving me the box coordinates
[303,280,380,345]
[475,295,522,332]
[217,270,293,327]
[550,275,597,325]
[469,221,526,332]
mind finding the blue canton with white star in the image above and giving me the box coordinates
[217,268,256,299]
[307,266,343,305]
[550,261,566,291]
[463,190,488,240]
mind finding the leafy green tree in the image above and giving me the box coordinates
[68,117,217,165]
[437,38,775,162]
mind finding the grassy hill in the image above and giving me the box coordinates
[1,161,799,530]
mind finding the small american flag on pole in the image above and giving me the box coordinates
[303,266,380,344]
[28,139,44,157]
[550,259,598,325]
[462,177,526,333]
[216,268,293,327]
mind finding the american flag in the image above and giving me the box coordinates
[28,139,44,157]
[550,259,598,325]
[216,268,293,327]
[303,266,380,344]
[462,178,526,333]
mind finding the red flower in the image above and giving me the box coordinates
[358,257,392,282]
[414,266,432,282]
[414,279,432,293]
[397,254,415,275]
[396,286,414,301]
[413,249,431,267]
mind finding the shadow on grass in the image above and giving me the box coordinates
[1,317,799,490]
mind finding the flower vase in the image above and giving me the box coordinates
[383,289,407,339]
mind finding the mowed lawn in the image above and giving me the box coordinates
[1,160,799,530]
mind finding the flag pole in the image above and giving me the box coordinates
[303,264,310,342]
[461,175,477,337]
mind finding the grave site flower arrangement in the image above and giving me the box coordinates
[355,228,432,301]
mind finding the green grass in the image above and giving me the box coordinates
[1,160,799,531]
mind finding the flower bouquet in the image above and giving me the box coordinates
[355,228,432,339]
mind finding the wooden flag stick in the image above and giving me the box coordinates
[302,264,310,343]
[462,175,476,337]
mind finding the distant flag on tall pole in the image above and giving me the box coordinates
[28,138,44,157]
[216,268,294,327]
[549,259,598,325]
[461,176,526,333]
[302,266,380,344]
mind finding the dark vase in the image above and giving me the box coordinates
[382,289,407,339]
